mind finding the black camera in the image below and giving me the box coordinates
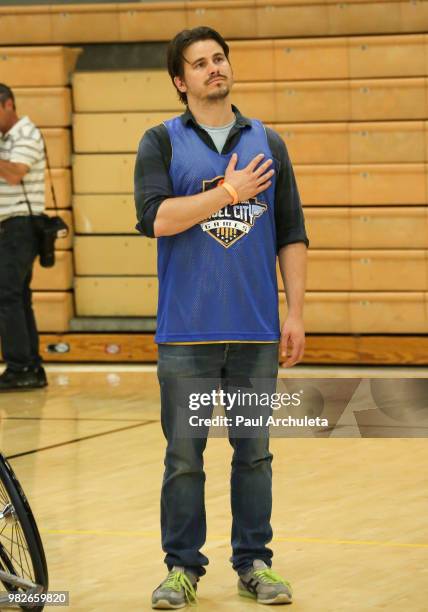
[33,214,69,268]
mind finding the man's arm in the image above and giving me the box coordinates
[278,243,307,318]
[134,128,234,237]
[155,151,274,236]
[266,127,309,367]
[0,160,29,185]
[266,127,309,253]
[134,126,174,237]
[155,188,233,237]
[278,243,307,367]
[1,126,44,185]
[134,126,275,237]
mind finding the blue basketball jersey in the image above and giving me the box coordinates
[155,116,280,343]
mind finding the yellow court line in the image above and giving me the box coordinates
[39,529,428,549]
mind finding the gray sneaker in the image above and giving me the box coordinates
[238,559,292,604]
[152,566,199,609]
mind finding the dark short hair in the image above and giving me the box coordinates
[0,83,15,109]
[167,27,230,105]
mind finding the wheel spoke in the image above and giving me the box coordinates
[10,524,15,572]
[15,523,25,581]
[0,482,9,505]
[1,526,33,583]
[0,532,29,554]
[16,524,33,582]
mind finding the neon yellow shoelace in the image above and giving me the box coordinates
[253,568,292,592]
[164,570,198,605]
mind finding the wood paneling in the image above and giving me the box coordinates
[37,333,428,364]
[75,277,158,316]
[73,155,134,194]
[401,1,428,32]
[281,250,427,291]
[349,121,425,164]
[350,78,426,121]
[74,237,156,275]
[73,71,181,113]
[275,80,350,122]
[187,1,257,39]
[2,1,428,45]
[119,2,187,41]
[306,251,351,291]
[41,129,72,168]
[230,40,274,81]
[256,1,329,38]
[274,37,348,80]
[32,251,73,291]
[281,292,427,333]
[73,112,174,153]
[350,250,427,291]
[73,195,137,234]
[349,35,425,78]
[51,4,120,43]
[0,46,81,87]
[294,164,427,206]
[349,164,426,205]
[33,291,73,332]
[14,87,72,127]
[349,207,428,249]
[39,333,158,362]
[304,208,351,249]
[350,292,427,333]
[296,166,350,206]
[232,83,276,122]
[0,6,52,45]
[273,123,349,164]
[46,169,72,209]
[327,0,401,35]
[282,292,352,333]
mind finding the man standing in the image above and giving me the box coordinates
[0,84,47,390]
[135,27,308,608]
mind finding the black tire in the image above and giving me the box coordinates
[0,453,48,611]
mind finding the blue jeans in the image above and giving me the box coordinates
[157,342,279,578]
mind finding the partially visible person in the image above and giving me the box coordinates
[0,83,47,390]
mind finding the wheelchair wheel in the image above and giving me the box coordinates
[0,453,48,610]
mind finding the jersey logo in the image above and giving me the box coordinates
[200,176,267,248]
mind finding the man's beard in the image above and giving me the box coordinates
[206,82,230,101]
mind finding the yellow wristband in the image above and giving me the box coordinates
[220,181,239,205]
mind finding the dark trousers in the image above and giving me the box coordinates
[0,216,42,371]
[157,342,279,578]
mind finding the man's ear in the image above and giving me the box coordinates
[173,75,187,94]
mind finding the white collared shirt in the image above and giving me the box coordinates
[0,115,45,221]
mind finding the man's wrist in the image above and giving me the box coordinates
[220,181,238,205]
[285,311,304,320]
[215,184,233,206]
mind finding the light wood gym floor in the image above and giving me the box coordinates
[1,365,427,612]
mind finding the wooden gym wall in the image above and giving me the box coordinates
[1,0,428,363]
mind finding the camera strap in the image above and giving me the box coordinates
[21,132,58,216]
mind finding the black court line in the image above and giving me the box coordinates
[5,420,158,460]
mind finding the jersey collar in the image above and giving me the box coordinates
[180,105,251,129]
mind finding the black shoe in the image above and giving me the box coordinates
[0,367,47,391]
[33,366,48,388]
